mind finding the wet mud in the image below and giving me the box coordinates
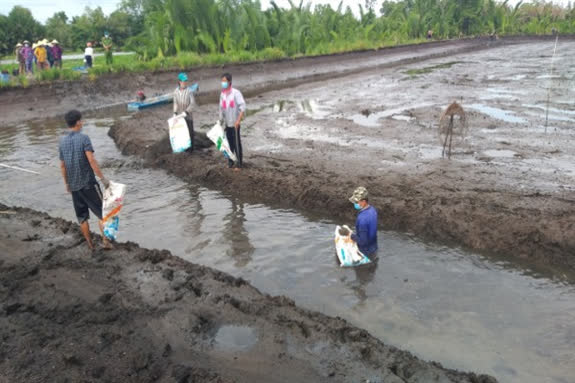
[1,36,568,128]
[0,205,496,382]
[108,38,575,271]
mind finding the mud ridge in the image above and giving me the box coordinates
[0,204,496,382]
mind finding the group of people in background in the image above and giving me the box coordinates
[11,33,113,75]
[14,39,62,75]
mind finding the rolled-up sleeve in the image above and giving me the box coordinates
[83,136,94,153]
[235,90,246,113]
[173,90,178,113]
[218,94,223,121]
[186,92,196,114]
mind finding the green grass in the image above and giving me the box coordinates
[1,38,435,88]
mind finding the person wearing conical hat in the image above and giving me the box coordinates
[34,41,49,71]
[51,40,63,69]
[22,41,34,74]
[44,39,55,68]
[15,43,25,75]
[348,187,378,256]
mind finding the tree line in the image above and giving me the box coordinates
[1,0,574,57]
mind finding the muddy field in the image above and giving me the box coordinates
[1,37,574,383]
[0,36,561,128]
[0,205,496,382]
[108,39,575,272]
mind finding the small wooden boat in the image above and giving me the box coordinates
[127,83,198,111]
[72,66,88,74]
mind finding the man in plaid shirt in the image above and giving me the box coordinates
[59,110,112,250]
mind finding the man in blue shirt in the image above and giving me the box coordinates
[349,187,378,256]
[59,110,112,251]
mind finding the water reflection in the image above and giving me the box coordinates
[223,198,255,267]
[350,256,379,304]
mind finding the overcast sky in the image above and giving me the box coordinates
[1,0,571,23]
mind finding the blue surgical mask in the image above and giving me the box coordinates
[354,203,362,210]
[221,81,229,89]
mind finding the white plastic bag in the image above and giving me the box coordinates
[207,121,237,162]
[334,225,371,267]
[102,181,126,241]
[167,113,191,153]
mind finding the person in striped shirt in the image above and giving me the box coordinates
[173,72,196,152]
[219,72,246,170]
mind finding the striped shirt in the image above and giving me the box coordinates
[219,88,246,128]
[173,86,196,117]
[59,131,97,191]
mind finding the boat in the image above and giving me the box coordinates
[72,66,88,74]
[127,83,198,111]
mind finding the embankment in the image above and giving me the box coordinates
[0,205,496,382]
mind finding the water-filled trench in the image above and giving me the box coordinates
[1,111,574,383]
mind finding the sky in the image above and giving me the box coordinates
[1,0,571,23]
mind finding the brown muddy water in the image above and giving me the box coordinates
[1,113,574,383]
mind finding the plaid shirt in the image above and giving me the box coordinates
[59,131,97,191]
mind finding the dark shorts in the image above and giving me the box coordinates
[72,183,103,223]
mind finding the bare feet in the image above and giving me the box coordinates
[101,240,114,250]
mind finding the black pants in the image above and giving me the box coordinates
[72,183,103,223]
[225,126,243,167]
[85,55,92,68]
[185,116,194,151]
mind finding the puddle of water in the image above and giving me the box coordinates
[213,325,257,352]
[2,113,575,383]
[404,61,464,76]
[350,103,432,127]
[297,99,332,119]
[274,119,351,146]
[481,149,518,158]
[391,114,414,122]
[468,104,526,124]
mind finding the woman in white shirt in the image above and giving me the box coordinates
[218,73,246,170]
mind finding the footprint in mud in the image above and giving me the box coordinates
[22,234,41,242]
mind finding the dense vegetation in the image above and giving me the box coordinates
[1,0,574,66]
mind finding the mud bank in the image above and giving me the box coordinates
[0,205,496,382]
[109,97,575,273]
[1,36,568,128]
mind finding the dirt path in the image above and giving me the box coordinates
[0,205,496,382]
[0,36,563,128]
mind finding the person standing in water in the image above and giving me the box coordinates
[173,72,196,152]
[219,73,246,170]
[59,110,112,250]
[349,187,378,257]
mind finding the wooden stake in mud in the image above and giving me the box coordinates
[545,35,559,134]
[439,102,467,160]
